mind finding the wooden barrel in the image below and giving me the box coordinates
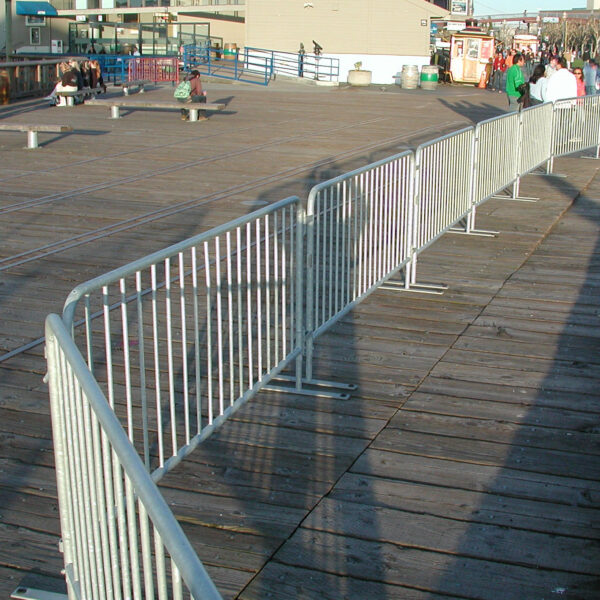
[401,65,419,89]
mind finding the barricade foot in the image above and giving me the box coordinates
[264,374,357,400]
[491,194,538,202]
[380,279,447,295]
[12,586,67,600]
[449,226,498,237]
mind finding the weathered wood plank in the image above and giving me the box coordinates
[330,472,600,539]
[301,497,599,573]
[269,529,600,600]
[351,448,600,507]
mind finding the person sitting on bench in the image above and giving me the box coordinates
[54,62,78,107]
[177,70,207,121]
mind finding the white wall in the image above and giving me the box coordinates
[334,53,431,84]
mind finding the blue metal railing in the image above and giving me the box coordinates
[182,44,273,86]
[244,46,340,82]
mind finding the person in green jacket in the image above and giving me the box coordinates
[505,53,525,111]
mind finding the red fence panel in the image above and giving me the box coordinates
[128,58,179,83]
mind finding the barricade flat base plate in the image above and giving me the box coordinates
[380,280,447,295]
[12,587,67,600]
[265,375,357,400]
[491,194,538,202]
[449,227,498,237]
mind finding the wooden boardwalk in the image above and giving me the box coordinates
[0,80,599,599]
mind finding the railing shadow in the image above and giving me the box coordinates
[425,163,600,597]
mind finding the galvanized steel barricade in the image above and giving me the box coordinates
[127,57,179,83]
[46,314,221,600]
[473,112,520,206]
[519,102,554,175]
[549,94,600,172]
[409,128,474,286]
[303,152,414,381]
[62,196,304,482]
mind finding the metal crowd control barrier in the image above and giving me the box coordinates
[301,152,414,392]
[407,127,474,290]
[45,315,221,600]
[38,94,600,600]
[549,94,600,172]
[127,57,179,83]
[474,112,520,206]
[61,196,303,482]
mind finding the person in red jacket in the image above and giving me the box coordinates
[492,50,506,92]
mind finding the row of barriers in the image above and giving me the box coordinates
[42,94,600,600]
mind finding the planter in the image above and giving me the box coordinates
[347,69,372,86]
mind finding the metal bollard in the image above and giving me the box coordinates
[26,129,38,149]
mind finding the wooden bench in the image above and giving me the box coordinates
[56,86,104,107]
[86,98,225,121]
[122,79,152,95]
[0,123,73,149]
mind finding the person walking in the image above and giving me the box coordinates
[546,57,577,102]
[583,58,598,96]
[492,50,505,91]
[505,52,525,111]
[528,64,548,105]
[573,67,586,97]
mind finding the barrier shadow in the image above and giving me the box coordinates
[438,97,507,123]
[425,165,600,597]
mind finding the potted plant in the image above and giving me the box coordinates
[347,61,372,86]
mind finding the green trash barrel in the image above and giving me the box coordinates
[420,65,439,90]
[224,43,238,60]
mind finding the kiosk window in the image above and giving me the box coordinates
[30,27,41,45]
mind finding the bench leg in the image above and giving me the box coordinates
[110,105,121,119]
[123,87,130,96]
[139,86,145,94]
[66,96,74,107]
[26,130,39,149]
[189,109,198,122]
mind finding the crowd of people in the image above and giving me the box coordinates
[46,59,107,107]
[487,47,599,111]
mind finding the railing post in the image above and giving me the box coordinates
[406,152,420,288]
[303,205,316,383]
[547,101,557,174]
[513,111,524,198]
[294,203,305,391]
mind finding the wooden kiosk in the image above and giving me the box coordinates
[449,29,494,84]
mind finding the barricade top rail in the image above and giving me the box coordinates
[62,195,301,327]
[306,150,414,211]
[476,110,519,129]
[415,125,474,154]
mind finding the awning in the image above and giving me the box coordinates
[15,1,58,16]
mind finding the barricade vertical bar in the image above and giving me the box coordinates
[204,243,214,424]
[245,223,253,388]
[178,252,191,444]
[226,231,235,405]
[151,264,164,467]
[256,219,263,381]
[135,271,150,469]
[236,227,244,398]
[164,258,177,456]
[215,240,224,417]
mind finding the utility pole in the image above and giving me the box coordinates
[4,0,12,59]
